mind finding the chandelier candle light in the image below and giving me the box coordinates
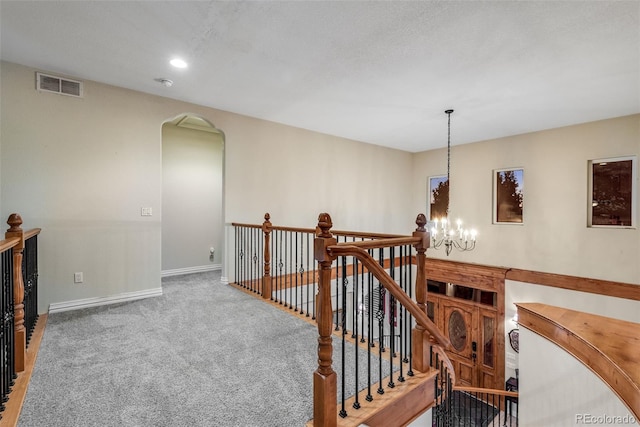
[431,109,477,256]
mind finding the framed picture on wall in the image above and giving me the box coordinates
[493,168,524,224]
[588,156,636,227]
[428,175,448,221]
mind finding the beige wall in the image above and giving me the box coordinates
[1,60,638,312]
[413,114,640,284]
[0,61,414,312]
[162,123,224,273]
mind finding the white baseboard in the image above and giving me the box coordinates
[49,287,163,314]
[161,264,222,278]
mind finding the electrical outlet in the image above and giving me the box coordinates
[74,272,84,283]
[141,207,153,216]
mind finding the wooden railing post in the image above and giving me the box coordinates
[6,214,26,372]
[261,213,272,299]
[412,213,431,373]
[313,213,337,427]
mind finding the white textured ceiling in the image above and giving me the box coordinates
[1,1,638,152]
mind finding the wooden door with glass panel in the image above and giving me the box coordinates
[427,282,499,389]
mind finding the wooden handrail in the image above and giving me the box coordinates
[453,385,518,398]
[331,236,421,250]
[232,220,406,239]
[517,302,640,421]
[24,228,42,240]
[0,237,20,253]
[328,244,451,349]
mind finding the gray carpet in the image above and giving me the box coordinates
[19,271,323,427]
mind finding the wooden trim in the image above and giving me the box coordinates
[335,236,420,250]
[23,229,41,240]
[517,303,640,420]
[342,370,438,427]
[453,385,518,398]
[0,237,19,254]
[426,258,508,292]
[232,222,406,240]
[506,268,640,302]
[0,313,47,427]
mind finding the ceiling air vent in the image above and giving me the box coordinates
[36,72,83,97]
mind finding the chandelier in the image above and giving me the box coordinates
[431,109,477,256]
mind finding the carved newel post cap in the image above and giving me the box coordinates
[317,213,333,238]
[7,213,23,232]
[264,212,271,222]
[415,213,427,232]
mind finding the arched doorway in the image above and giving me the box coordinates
[161,114,225,277]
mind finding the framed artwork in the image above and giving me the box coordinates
[428,175,448,221]
[588,156,636,227]
[494,168,524,224]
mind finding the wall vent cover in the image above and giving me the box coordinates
[36,72,83,97]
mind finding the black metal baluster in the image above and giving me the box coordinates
[278,230,284,304]
[258,227,262,293]
[305,232,310,317]
[353,252,361,411]
[408,244,414,377]
[234,226,238,286]
[311,232,316,320]
[376,248,385,396]
[297,232,304,314]
[273,229,278,301]
[248,227,252,291]
[0,250,9,410]
[366,249,373,402]
[378,247,385,353]
[339,256,348,418]
[288,230,292,308]
[387,246,396,389]
[294,232,298,311]
[334,235,340,331]
[397,245,405,383]
[250,227,254,291]
[238,227,244,288]
[253,227,258,293]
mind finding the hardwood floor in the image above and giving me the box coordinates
[0,314,48,427]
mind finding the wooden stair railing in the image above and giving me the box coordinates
[313,212,452,427]
[517,303,640,421]
[4,214,40,373]
[0,213,41,417]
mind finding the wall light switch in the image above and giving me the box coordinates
[74,272,84,283]
[141,207,153,216]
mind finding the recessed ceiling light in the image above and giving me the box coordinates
[170,58,188,69]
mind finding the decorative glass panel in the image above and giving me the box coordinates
[483,316,494,367]
[427,301,435,322]
[448,310,467,351]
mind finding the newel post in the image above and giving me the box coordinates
[6,213,26,372]
[261,213,272,300]
[412,213,431,372]
[313,213,337,427]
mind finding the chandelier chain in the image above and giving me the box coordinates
[431,108,476,256]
